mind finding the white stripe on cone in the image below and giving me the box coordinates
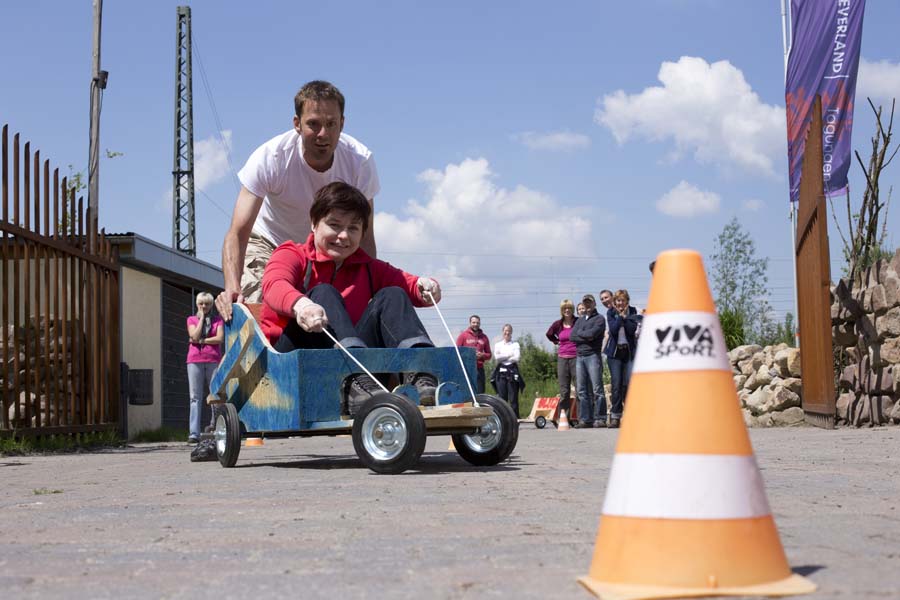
[602,454,772,519]
[632,311,731,374]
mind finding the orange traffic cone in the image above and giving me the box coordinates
[244,437,264,447]
[558,409,570,431]
[448,437,456,451]
[578,249,815,600]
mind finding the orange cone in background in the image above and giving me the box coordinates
[244,437,264,447]
[558,409,570,431]
[578,249,815,600]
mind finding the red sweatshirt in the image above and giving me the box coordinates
[455,329,492,368]
[260,233,428,343]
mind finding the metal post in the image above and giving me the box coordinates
[782,0,801,348]
[88,0,106,250]
[172,5,196,256]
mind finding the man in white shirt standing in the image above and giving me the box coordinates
[215,81,380,319]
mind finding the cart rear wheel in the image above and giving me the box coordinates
[216,403,241,468]
[452,394,519,466]
[352,393,426,474]
[535,416,547,429]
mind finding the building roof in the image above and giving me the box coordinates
[107,232,223,290]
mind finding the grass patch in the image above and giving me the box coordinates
[129,426,188,443]
[33,488,64,495]
[0,429,123,455]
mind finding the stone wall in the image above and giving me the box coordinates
[728,343,805,427]
[831,251,900,426]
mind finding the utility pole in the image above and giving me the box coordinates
[88,0,107,249]
[172,5,196,256]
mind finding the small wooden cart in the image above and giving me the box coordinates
[207,304,519,474]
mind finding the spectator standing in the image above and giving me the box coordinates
[186,292,224,444]
[604,289,641,428]
[492,324,522,417]
[569,294,607,428]
[546,299,578,419]
[456,315,492,393]
[216,81,380,320]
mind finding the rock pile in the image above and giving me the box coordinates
[1,318,84,428]
[728,343,805,427]
[831,251,900,426]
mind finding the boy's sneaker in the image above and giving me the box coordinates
[344,373,382,416]
[406,372,438,405]
[187,436,199,445]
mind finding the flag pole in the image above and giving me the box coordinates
[782,0,801,349]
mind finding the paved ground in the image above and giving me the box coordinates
[1,425,898,599]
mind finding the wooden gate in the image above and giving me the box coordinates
[795,96,836,428]
[1,124,120,436]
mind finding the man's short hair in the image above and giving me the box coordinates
[599,289,613,297]
[469,315,480,321]
[309,182,371,233]
[295,80,345,118]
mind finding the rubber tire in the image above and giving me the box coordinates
[352,393,426,474]
[452,394,519,466]
[217,403,242,468]
[535,416,547,429]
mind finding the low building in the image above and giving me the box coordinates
[110,233,223,438]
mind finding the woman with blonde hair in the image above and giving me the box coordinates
[186,291,224,443]
[492,323,522,417]
[546,299,578,420]
[603,289,641,428]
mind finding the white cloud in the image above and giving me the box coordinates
[512,130,591,151]
[656,181,720,217]
[377,158,592,269]
[195,130,233,191]
[595,56,785,177]
[742,198,764,212]
[158,130,234,212]
[858,58,900,107]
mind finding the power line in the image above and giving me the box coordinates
[191,31,241,194]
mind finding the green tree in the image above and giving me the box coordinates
[710,217,775,345]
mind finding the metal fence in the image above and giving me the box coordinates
[1,124,120,436]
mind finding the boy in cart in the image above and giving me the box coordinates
[258,181,442,414]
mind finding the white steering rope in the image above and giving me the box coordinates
[424,290,478,405]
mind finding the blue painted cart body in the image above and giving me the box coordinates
[209,304,480,435]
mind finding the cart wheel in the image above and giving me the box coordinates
[215,403,241,468]
[452,394,519,466]
[352,393,426,474]
[535,416,547,429]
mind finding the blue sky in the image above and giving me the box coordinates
[2,1,899,347]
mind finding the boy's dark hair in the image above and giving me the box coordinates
[295,80,345,118]
[309,182,371,232]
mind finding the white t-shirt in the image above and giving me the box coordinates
[238,129,380,246]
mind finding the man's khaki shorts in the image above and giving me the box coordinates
[240,233,277,303]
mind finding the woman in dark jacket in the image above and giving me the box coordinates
[604,289,641,428]
[546,299,578,420]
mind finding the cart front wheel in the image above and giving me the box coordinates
[452,394,519,466]
[216,403,242,468]
[352,393,426,474]
[535,415,547,429]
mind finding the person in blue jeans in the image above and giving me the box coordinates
[604,289,641,428]
[569,294,607,428]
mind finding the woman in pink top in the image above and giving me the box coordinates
[186,292,224,443]
[545,299,578,418]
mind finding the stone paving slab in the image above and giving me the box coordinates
[1,426,898,599]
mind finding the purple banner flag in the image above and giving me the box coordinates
[785,0,866,203]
